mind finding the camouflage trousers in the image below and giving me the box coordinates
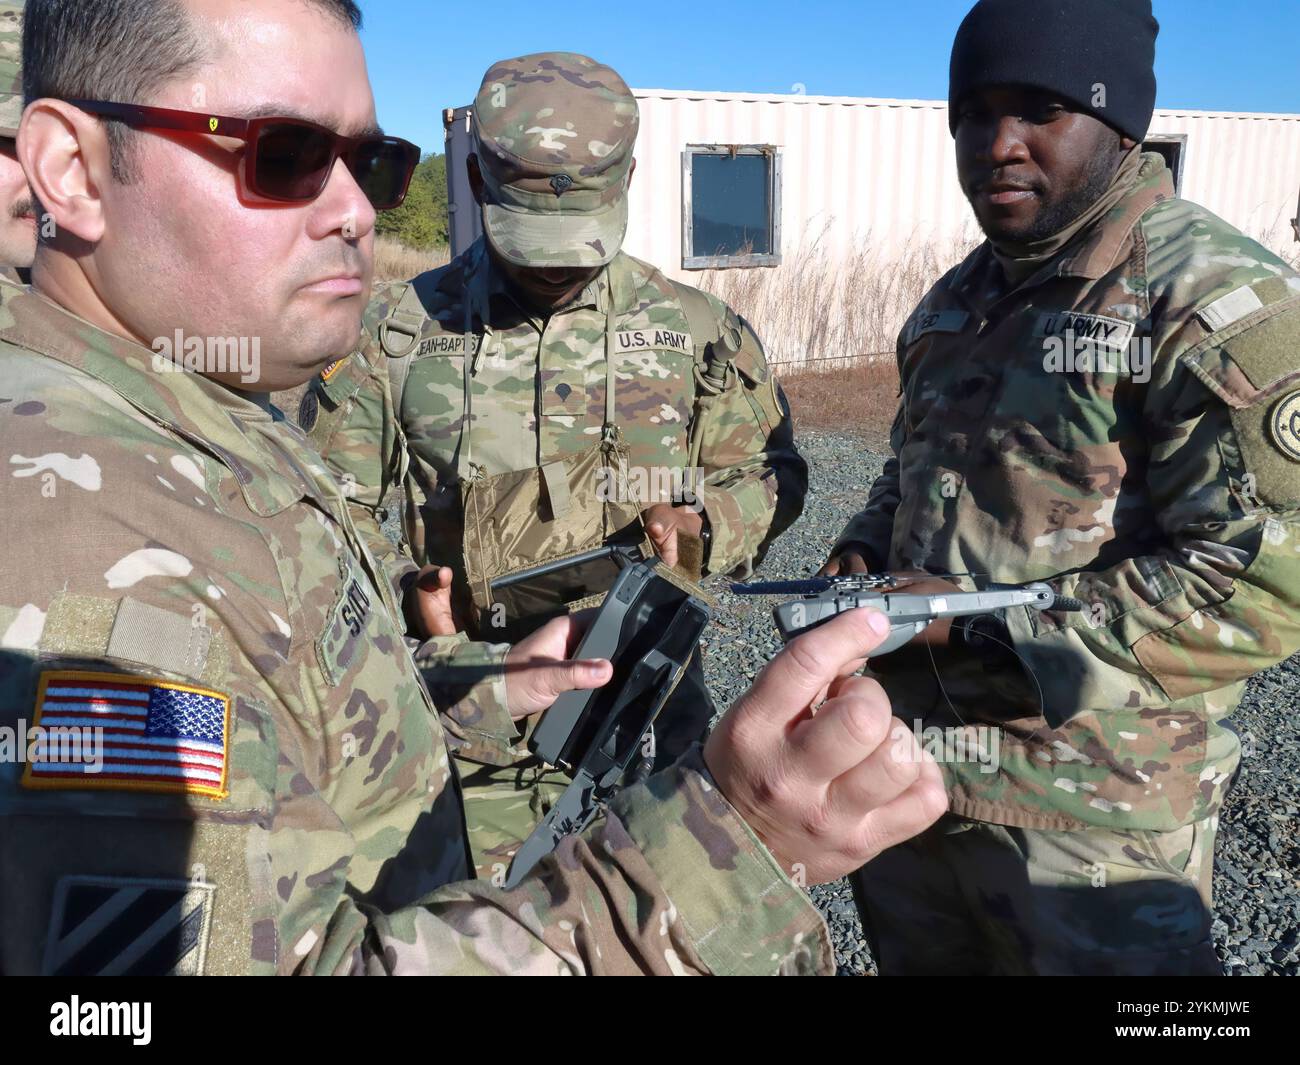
[851,813,1221,975]
[456,653,716,882]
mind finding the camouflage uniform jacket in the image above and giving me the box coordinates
[307,239,805,761]
[0,284,830,974]
[307,241,806,577]
[836,154,1300,832]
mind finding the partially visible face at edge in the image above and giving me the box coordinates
[954,85,1131,245]
[84,0,380,392]
[0,137,37,269]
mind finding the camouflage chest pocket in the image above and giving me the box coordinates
[992,306,1142,450]
[401,331,474,468]
[316,549,380,687]
[897,310,972,433]
[1180,292,1300,510]
[612,325,696,453]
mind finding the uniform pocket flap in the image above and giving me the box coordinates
[730,320,771,387]
[316,354,367,407]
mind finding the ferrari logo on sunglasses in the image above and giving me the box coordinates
[209,117,219,132]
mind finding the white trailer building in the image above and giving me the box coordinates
[444,90,1300,367]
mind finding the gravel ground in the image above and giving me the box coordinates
[700,428,1300,976]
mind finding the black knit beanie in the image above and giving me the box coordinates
[949,0,1159,141]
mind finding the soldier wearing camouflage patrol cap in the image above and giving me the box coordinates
[822,0,1300,975]
[305,51,807,881]
[0,1,35,281]
[0,0,945,975]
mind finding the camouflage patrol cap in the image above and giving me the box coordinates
[0,2,22,139]
[471,52,638,268]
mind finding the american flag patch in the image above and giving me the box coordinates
[22,671,231,799]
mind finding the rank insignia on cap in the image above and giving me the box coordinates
[1271,391,1300,461]
[43,875,215,976]
[321,358,345,382]
[550,173,573,196]
[22,671,231,799]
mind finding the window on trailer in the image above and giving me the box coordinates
[682,145,782,269]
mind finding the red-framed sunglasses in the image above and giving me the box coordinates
[67,100,421,210]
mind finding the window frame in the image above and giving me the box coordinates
[1142,133,1189,196]
[681,144,783,270]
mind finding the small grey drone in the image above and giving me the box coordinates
[732,574,1084,655]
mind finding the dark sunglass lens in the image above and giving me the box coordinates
[253,123,335,200]
[349,141,416,210]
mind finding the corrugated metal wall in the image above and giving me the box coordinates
[444,92,1300,364]
[622,89,1300,277]
[626,92,976,274]
[1146,108,1300,247]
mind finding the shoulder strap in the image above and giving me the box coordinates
[669,279,724,367]
[376,281,428,418]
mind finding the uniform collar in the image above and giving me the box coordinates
[0,283,311,515]
[469,236,630,322]
[951,153,1175,307]
[1051,153,1173,281]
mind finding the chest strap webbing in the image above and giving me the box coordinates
[377,281,427,417]
[669,279,723,367]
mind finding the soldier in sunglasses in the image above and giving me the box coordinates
[0,0,944,975]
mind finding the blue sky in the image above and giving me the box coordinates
[362,0,1300,154]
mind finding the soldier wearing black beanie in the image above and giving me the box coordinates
[949,0,1159,142]
[829,0,1300,977]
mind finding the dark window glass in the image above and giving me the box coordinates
[691,153,772,257]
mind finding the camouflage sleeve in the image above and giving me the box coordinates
[1002,297,1300,710]
[303,350,418,601]
[693,308,808,579]
[0,474,826,972]
[833,399,905,568]
[0,348,829,976]
[3,650,829,973]
[413,634,520,766]
[362,748,833,975]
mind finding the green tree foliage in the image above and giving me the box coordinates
[376,153,449,250]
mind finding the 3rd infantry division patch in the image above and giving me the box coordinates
[43,876,215,976]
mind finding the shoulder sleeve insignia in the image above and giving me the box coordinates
[43,875,215,976]
[298,388,319,433]
[22,670,231,799]
[1271,391,1300,461]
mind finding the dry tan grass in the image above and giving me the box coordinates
[781,358,901,446]
[693,228,972,443]
[374,236,450,282]
[694,226,978,371]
